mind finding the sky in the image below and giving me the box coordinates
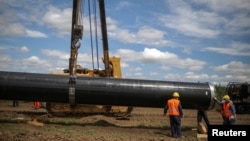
[0,0,250,86]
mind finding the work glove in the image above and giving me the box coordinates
[229,115,235,120]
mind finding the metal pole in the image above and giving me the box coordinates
[98,0,111,77]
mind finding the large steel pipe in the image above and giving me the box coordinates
[0,71,216,110]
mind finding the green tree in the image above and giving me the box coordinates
[215,85,226,99]
[214,84,226,111]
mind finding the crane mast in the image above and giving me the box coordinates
[67,0,111,105]
[69,0,83,76]
[98,0,111,77]
[69,0,110,79]
[68,0,83,105]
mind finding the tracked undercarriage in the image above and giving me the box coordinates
[46,102,133,117]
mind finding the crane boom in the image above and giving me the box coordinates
[69,0,83,76]
[68,0,83,105]
[98,0,110,77]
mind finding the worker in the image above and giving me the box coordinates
[214,96,226,122]
[12,100,19,107]
[41,102,46,108]
[33,101,40,109]
[214,95,236,125]
[164,92,184,138]
[197,109,210,126]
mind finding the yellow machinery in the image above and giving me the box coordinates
[47,57,133,117]
[45,0,133,117]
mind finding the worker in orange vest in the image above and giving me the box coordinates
[214,95,236,125]
[33,101,40,109]
[164,92,184,138]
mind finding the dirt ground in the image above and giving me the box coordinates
[0,100,250,141]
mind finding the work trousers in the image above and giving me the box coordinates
[169,115,181,137]
[13,100,19,107]
[197,110,210,126]
[223,116,236,125]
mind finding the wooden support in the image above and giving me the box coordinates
[197,133,208,141]
[197,122,208,141]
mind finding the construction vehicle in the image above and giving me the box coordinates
[225,82,250,114]
[46,0,133,117]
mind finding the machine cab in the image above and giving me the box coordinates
[226,82,250,114]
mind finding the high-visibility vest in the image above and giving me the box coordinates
[33,101,40,108]
[223,102,233,118]
[167,98,180,116]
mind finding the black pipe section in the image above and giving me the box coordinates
[0,71,216,110]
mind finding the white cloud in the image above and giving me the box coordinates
[225,13,250,35]
[0,46,7,51]
[0,1,50,38]
[163,73,182,81]
[107,18,172,47]
[0,55,12,70]
[141,48,177,63]
[184,72,209,80]
[26,29,47,38]
[124,71,145,79]
[161,65,171,71]
[137,26,164,41]
[121,62,129,68]
[134,67,142,71]
[150,72,159,76]
[213,61,250,82]
[20,46,29,53]
[194,0,250,13]
[205,42,250,56]
[22,56,51,68]
[0,55,56,73]
[162,0,250,38]
[20,56,67,73]
[0,23,26,37]
[106,17,118,31]
[115,1,131,10]
[214,61,250,75]
[158,1,223,38]
[182,48,192,55]
[115,48,206,71]
[42,6,72,36]
[42,49,104,70]
[181,58,206,71]
[197,0,250,35]
[41,49,69,60]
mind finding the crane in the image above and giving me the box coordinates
[0,0,216,119]
[46,0,133,117]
